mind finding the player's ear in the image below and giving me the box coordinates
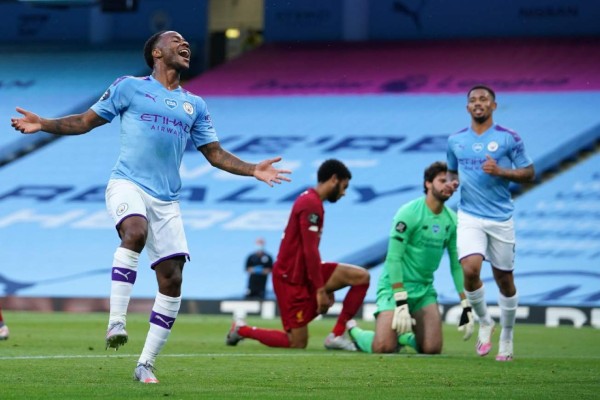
[152,47,162,60]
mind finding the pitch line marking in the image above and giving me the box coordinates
[1,353,599,361]
[0,353,360,361]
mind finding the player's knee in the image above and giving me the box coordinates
[420,343,442,355]
[498,283,516,297]
[289,338,308,349]
[167,272,183,288]
[462,267,480,284]
[353,269,370,286]
[372,341,397,354]
[120,227,147,251]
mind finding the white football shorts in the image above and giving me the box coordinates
[457,210,515,271]
[105,179,189,267]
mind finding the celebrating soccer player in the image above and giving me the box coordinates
[446,85,535,361]
[348,161,473,354]
[226,159,370,351]
[11,30,291,383]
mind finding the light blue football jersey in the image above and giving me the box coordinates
[91,75,218,201]
[447,124,533,221]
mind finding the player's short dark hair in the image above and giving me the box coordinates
[143,30,167,69]
[317,159,352,183]
[468,84,496,100]
[423,161,447,194]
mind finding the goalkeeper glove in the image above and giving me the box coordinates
[391,291,414,334]
[458,299,474,340]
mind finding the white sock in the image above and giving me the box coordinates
[138,292,181,366]
[498,291,518,342]
[109,247,139,326]
[465,285,494,326]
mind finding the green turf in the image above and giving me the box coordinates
[0,311,598,399]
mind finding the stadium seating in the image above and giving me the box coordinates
[0,48,145,161]
[0,40,598,307]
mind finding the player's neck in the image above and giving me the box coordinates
[151,68,181,91]
[314,185,328,201]
[425,195,444,214]
[471,119,493,135]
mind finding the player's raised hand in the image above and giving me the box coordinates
[458,299,474,340]
[11,107,42,134]
[254,156,292,187]
[482,154,501,176]
[445,179,459,194]
[445,171,459,192]
[391,291,415,334]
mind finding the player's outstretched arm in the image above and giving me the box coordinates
[11,107,107,135]
[199,142,291,187]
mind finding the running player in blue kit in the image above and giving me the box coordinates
[446,85,534,362]
[11,30,291,383]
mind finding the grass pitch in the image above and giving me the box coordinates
[0,311,598,399]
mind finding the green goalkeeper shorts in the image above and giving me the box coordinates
[375,280,438,316]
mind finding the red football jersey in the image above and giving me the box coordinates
[273,188,324,289]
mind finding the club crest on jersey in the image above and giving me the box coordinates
[164,99,178,109]
[472,142,484,152]
[487,141,499,152]
[183,101,194,115]
[100,89,110,101]
[432,224,440,233]
[116,203,128,216]
[395,221,407,233]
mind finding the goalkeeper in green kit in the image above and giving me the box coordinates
[348,161,474,354]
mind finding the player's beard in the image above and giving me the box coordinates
[432,186,451,203]
[473,113,491,125]
[327,183,343,203]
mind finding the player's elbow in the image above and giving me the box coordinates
[519,164,535,183]
[526,167,536,182]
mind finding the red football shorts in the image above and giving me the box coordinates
[273,262,338,331]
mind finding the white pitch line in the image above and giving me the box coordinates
[0,352,360,361]
[1,352,599,361]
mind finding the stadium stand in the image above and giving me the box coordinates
[0,40,598,309]
[0,48,145,163]
[507,152,600,306]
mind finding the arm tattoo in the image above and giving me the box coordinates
[199,142,255,176]
[502,165,535,183]
[42,111,106,135]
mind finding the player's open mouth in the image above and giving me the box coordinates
[178,48,191,60]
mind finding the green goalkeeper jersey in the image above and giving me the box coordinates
[381,197,464,295]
